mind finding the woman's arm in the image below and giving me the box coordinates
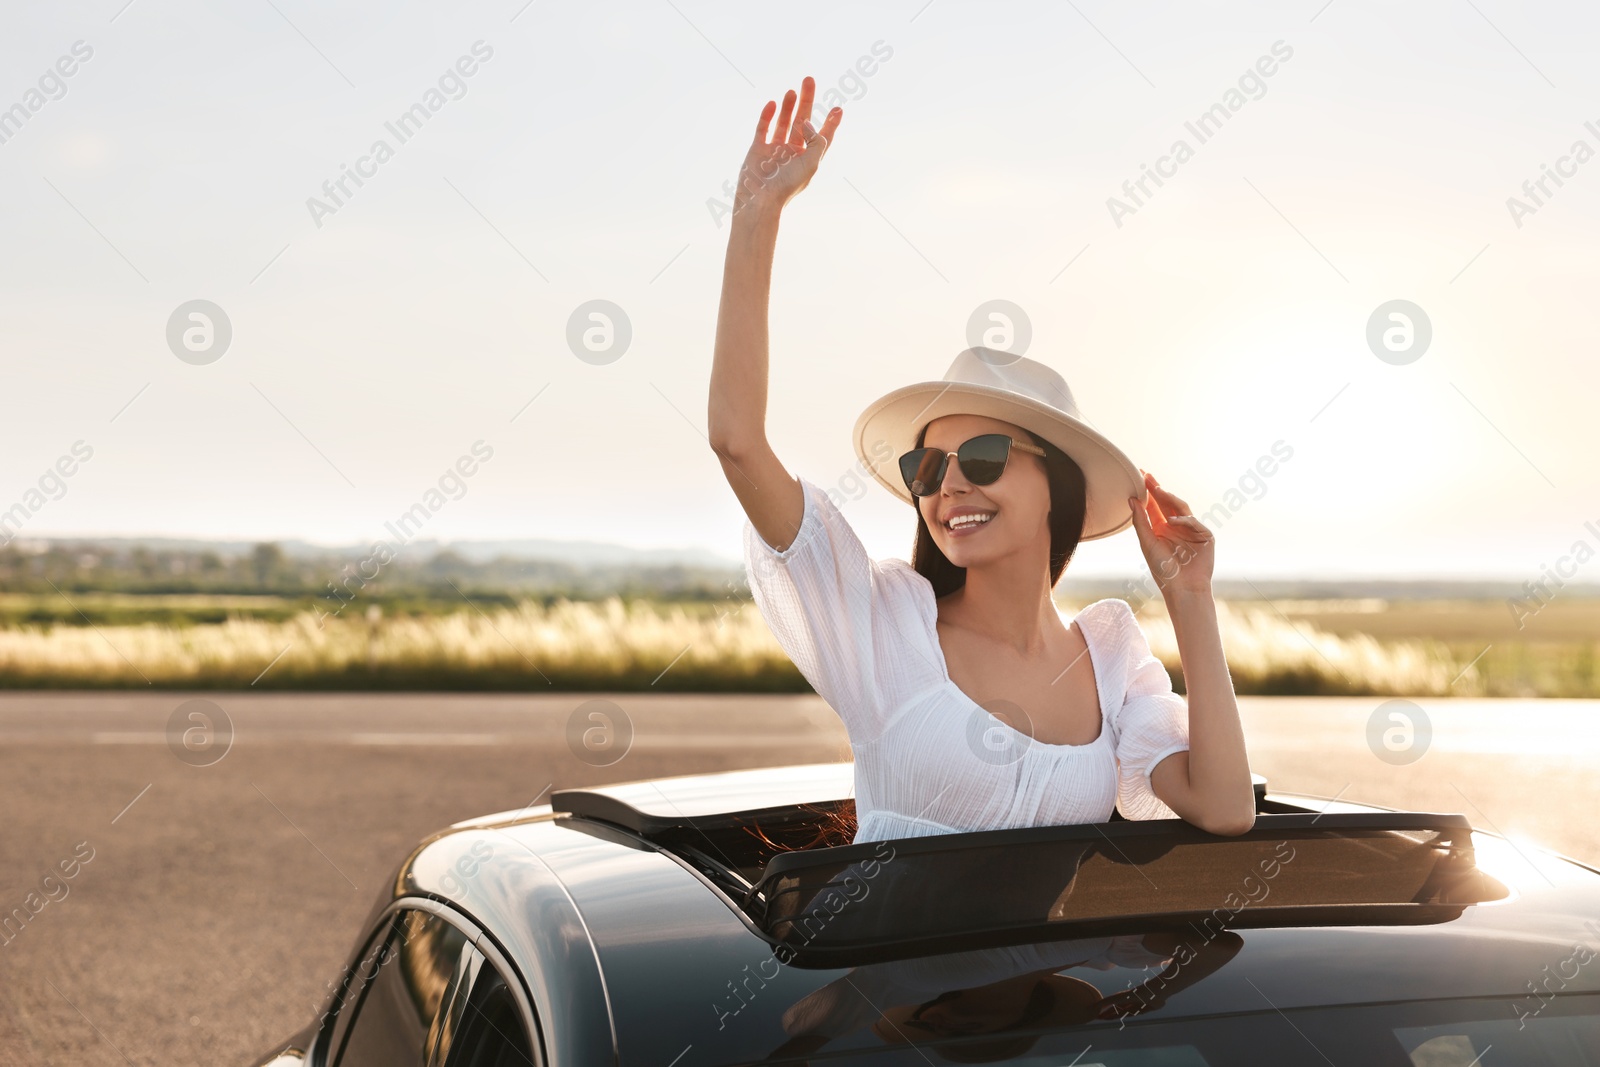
[1128,471,1256,836]
[708,77,842,553]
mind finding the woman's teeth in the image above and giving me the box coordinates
[948,512,993,530]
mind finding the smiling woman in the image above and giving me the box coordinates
[708,76,1257,845]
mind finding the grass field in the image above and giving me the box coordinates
[1267,597,1600,698]
[0,591,1594,695]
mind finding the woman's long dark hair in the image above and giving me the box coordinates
[910,423,1088,599]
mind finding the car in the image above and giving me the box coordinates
[251,761,1600,1066]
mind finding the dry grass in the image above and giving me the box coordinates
[0,594,1584,695]
[1114,600,1468,696]
[0,598,791,691]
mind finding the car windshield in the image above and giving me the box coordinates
[794,991,1600,1065]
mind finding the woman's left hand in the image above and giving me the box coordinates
[1128,470,1214,596]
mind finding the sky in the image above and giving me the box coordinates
[1,0,1596,581]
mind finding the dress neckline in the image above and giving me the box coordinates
[923,591,1110,752]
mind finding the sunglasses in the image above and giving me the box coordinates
[898,433,1046,498]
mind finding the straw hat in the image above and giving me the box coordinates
[852,347,1147,540]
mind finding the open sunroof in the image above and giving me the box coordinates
[747,813,1510,967]
[550,771,1507,968]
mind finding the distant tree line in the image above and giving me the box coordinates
[0,541,746,604]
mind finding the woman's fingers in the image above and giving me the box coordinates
[1127,495,1156,543]
[1162,515,1213,542]
[1142,471,1192,516]
[1131,484,1214,593]
[754,79,835,150]
[753,99,777,145]
[790,77,816,146]
[1145,494,1211,542]
[1133,492,1211,545]
[797,108,843,170]
[818,105,842,144]
[1138,473,1167,523]
[772,88,797,145]
[1152,485,1192,516]
[739,83,838,215]
[1143,487,1169,530]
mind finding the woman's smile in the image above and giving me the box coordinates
[943,505,997,535]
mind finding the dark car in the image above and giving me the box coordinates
[252,761,1600,1066]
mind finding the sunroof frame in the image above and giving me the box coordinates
[758,810,1472,878]
[548,772,1269,835]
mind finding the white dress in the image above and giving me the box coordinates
[743,476,1192,844]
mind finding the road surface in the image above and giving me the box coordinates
[0,692,1593,1064]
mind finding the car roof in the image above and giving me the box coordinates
[405,762,1600,1066]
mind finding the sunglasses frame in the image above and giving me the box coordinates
[898,433,1047,498]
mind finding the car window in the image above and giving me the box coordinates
[442,962,536,1067]
[429,945,486,1064]
[323,917,391,1060]
[331,909,473,1067]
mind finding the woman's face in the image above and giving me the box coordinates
[916,414,1051,571]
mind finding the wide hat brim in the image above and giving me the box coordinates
[853,380,1146,541]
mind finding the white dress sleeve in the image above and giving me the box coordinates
[1106,598,1191,821]
[743,476,916,740]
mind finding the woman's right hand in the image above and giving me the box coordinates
[710,80,835,554]
[734,76,843,222]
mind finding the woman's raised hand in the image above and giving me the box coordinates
[1128,471,1216,598]
[733,76,843,222]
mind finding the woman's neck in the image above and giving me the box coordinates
[938,550,1064,656]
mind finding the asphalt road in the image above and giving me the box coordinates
[0,692,1595,1065]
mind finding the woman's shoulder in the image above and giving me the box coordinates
[1070,597,1143,691]
[1070,596,1137,640]
[795,477,922,573]
[745,474,923,591]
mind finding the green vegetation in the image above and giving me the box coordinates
[0,540,739,626]
[1,541,1597,695]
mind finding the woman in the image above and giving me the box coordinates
[707,77,1253,843]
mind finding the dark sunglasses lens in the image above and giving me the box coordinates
[955,435,1012,486]
[900,448,946,496]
